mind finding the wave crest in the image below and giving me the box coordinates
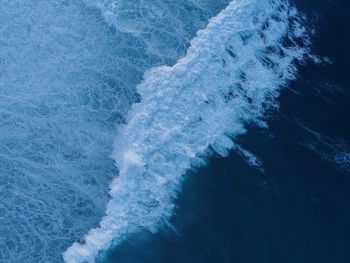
[63,0,310,262]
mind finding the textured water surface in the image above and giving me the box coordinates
[0,0,229,262]
[2,0,348,262]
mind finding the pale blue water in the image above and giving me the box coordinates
[0,0,230,262]
[0,0,349,263]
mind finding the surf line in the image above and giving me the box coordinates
[63,0,310,262]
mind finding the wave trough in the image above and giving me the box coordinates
[63,0,310,262]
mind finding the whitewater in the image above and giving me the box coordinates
[63,0,310,262]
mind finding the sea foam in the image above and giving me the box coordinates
[63,0,310,262]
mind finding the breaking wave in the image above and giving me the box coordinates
[64,0,310,262]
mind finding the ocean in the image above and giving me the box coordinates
[0,0,349,263]
[100,2,350,262]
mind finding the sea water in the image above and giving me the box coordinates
[63,0,311,262]
[99,1,350,262]
[0,0,349,263]
[0,0,230,262]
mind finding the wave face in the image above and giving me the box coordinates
[0,0,230,262]
[64,0,310,262]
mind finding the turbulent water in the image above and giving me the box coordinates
[64,0,310,262]
[0,0,314,262]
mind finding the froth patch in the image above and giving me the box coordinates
[123,151,144,167]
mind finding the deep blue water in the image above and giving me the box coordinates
[99,0,350,262]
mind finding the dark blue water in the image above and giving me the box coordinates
[99,0,350,262]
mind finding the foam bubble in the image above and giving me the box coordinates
[64,0,310,262]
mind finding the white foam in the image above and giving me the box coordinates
[63,0,310,262]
